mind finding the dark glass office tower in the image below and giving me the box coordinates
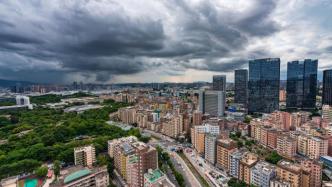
[323,69,332,105]
[286,59,318,109]
[213,75,226,91]
[234,69,248,106]
[248,58,280,113]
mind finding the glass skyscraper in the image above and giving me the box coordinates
[323,69,332,105]
[213,75,226,91]
[234,69,248,106]
[248,58,280,113]
[286,59,318,109]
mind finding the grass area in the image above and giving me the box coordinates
[178,152,210,187]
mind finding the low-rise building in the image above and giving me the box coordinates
[50,166,109,187]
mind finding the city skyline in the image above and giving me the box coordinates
[0,0,332,84]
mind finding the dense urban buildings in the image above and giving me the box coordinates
[248,58,280,113]
[234,69,248,106]
[1,57,332,187]
[323,69,332,105]
[286,59,318,109]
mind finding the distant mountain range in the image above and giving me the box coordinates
[0,79,36,88]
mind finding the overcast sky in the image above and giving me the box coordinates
[0,0,331,84]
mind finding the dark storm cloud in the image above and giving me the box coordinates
[235,0,280,36]
[181,58,247,72]
[326,46,332,53]
[0,0,281,83]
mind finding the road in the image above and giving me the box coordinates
[184,148,229,187]
[149,139,201,187]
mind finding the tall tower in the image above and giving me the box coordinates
[213,75,226,91]
[323,69,332,105]
[248,58,280,113]
[286,59,318,109]
[234,69,248,106]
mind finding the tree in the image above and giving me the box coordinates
[53,160,61,180]
[35,166,48,178]
[265,151,283,164]
[228,178,246,187]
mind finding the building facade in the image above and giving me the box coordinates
[250,161,276,187]
[234,69,248,106]
[248,58,280,113]
[199,90,225,117]
[213,75,226,91]
[204,134,218,164]
[74,145,96,167]
[216,138,237,171]
[286,59,318,109]
[323,69,332,105]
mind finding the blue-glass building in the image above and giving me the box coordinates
[234,69,248,106]
[286,59,318,109]
[248,58,280,114]
[323,69,332,105]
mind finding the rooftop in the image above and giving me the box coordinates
[64,169,91,184]
[144,169,164,183]
[277,160,301,173]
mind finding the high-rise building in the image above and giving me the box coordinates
[108,136,137,158]
[323,69,332,105]
[234,69,248,106]
[286,59,318,109]
[216,138,237,171]
[248,58,280,113]
[213,75,226,91]
[162,114,183,138]
[74,145,96,167]
[229,149,247,179]
[267,129,278,149]
[239,153,259,185]
[297,135,309,156]
[307,136,328,159]
[300,159,322,187]
[204,134,218,164]
[322,105,332,124]
[191,124,220,155]
[126,142,158,187]
[276,160,310,187]
[270,111,291,130]
[118,107,137,124]
[193,110,203,126]
[199,90,225,117]
[113,141,158,187]
[250,161,276,187]
[276,134,297,160]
